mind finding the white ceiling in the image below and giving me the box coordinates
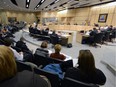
[0,0,115,12]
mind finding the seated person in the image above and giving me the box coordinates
[64,50,106,85]
[88,28,98,45]
[85,30,91,35]
[51,30,58,37]
[0,46,50,87]
[35,41,52,57]
[4,38,23,61]
[40,41,52,54]
[90,28,98,36]
[50,44,66,60]
[50,31,62,45]
[16,37,30,52]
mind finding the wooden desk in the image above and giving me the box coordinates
[61,34,72,45]
[57,30,74,45]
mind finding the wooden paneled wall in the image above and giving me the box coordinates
[6,11,37,23]
[90,4,116,26]
[41,2,116,26]
[0,10,37,24]
[0,11,8,24]
[41,8,90,25]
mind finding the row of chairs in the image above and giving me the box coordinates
[87,30,116,47]
[29,27,50,41]
[16,61,61,87]
[33,48,64,68]
[27,50,100,87]
[16,61,99,87]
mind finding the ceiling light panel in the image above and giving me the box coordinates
[34,0,47,9]
[38,0,55,9]
[55,0,60,3]
[41,0,45,3]
[46,0,69,11]
[26,0,31,8]
[44,0,61,9]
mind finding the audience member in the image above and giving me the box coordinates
[90,28,98,36]
[40,41,52,54]
[88,28,98,45]
[50,44,66,60]
[34,41,51,57]
[64,50,106,85]
[0,46,50,87]
[45,28,49,32]
[107,25,113,31]
[4,38,24,61]
[16,37,30,52]
[51,30,58,36]
[51,30,62,44]
[104,25,108,30]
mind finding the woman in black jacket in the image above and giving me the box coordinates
[64,50,106,86]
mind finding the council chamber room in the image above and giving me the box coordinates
[0,0,116,87]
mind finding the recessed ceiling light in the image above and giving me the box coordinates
[41,0,45,3]
[26,5,29,7]
[27,0,30,3]
[37,5,40,7]
[55,0,60,3]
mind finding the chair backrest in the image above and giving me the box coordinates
[34,68,60,87]
[36,48,49,53]
[48,56,64,64]
[61,77,99,87]
[42,30,48,36]
[94,33,103,43]
[103,31,110,41]
[34,29,41,34]
[34,53,63,68]
[23,50,34,62]
[112,30,116,38]
[34,53,48,67]
[16,61,32,72]
[0,39,5,45]
[50,34,59,45]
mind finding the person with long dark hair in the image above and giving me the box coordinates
[64,50,106,85]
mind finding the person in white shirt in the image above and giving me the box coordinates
[9,47,23,61]
[40,41,52,54]
[4,38,24,61]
